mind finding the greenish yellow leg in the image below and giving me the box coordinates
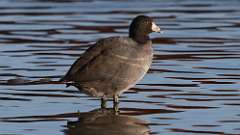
[113,95,119,112]
[101,97,107,109]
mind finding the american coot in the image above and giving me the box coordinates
[60,15,160,111]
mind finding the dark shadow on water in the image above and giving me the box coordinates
[0,107,182,134]
[0,107,181,123]
[64,108,150,135]
[0,78,62,85]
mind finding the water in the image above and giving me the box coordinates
[0,0,240,135]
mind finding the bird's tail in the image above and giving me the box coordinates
[59,76,74,88]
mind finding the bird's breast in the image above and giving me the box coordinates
[106,44,153,81]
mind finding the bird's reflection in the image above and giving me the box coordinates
[64,108,150,135]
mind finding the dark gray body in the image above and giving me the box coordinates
[61,37,153,98]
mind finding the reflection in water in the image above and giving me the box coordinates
[64,108,150,135]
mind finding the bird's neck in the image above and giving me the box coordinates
[129,33,150,44]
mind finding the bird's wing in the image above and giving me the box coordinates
[60,37,123,82]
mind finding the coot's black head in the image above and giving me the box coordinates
[129,15,160,43]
